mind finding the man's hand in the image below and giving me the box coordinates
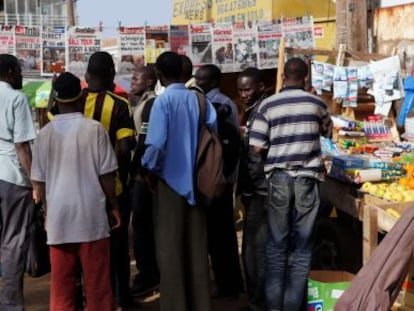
[110,208,121,230]
[32,188,41,204]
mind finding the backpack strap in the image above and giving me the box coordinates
[194,91,207,124]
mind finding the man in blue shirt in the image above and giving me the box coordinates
[142,51,216,311]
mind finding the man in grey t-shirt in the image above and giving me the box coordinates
[31,72,121,311]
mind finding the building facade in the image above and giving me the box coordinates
[0,0,76,26]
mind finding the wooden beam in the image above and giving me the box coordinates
[276,37,285,94]
[66,0,76,26]
[285,47,389,61]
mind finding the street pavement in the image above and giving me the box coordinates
[24,229,248,311]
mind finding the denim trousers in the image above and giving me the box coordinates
[241,193,268,311]
[265,170,320,311]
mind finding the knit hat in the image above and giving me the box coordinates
[54,72,82,103]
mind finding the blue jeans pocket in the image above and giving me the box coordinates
[295,177,318,210]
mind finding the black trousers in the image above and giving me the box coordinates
[110,191,131,306]
[207,183,244,296]
[0,180,34,311]
[130,178,159,283]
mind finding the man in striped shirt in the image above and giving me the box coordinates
[249,58,332,311]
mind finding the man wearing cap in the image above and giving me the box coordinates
[0,54,37,311]
[50,51,136,307]
[31,72,121,311]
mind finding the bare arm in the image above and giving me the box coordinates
[99,171,121,229]
[32,181,46,209]
[15,141,32,180]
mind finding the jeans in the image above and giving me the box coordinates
[241,194,267,311]
[265,170,320,311]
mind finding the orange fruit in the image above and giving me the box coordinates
[400,177,409,187]
[408,179,414,190]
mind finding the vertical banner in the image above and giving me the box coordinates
[282,16,315,50]
[67,27,102,79]
[15,25,41,76]
[170,24,190,56]
[41,26,66,76]
[145,25,170,64]
[233,21,258,71]
[0,25,15,55]
[118,26,146,75]
[212,23,234,73]
[257,20,282,69]
[190,23,213,69]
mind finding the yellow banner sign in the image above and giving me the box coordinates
[172,0,212,24]
[212,0,272,23]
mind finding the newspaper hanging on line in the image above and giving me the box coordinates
[282,16,315,50]
[67,27,102,79]
[233,21,258,71]
[15,25,41,76]
[0,25,15,55]
[118,26,146,75]
[212,23,234,73]
[257,20,282,70]
[145,25,169,64]
[170,24,190,56]
[41,26,66,76]
[190,23,213,69]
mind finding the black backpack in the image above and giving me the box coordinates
[212,102,241,179]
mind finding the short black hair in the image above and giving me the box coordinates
[87,51,115,79]
[200,64,221,83]
[0,54,19,78]
[180,54,193,81]
[156,52,182,80]
[135,65,157,89]
[284,57,308,81]
[238,67,264,85]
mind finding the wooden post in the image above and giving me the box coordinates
[275,37,285,94]
[66,0,76,26]
[336,0,368,52]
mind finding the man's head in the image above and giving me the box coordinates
[283,57,308,88]
[130,65,157,97]
[237,67,265,106]
[195,64,221,94]
[0,54,23,89]
[155,51,182,86]
[54,72,83,113]
[180,54,193,83]
[85,51,116,91]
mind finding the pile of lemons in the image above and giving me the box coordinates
[361,179,414,202]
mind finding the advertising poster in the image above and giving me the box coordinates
[145,25,170,64]
[257,20,282,69]
[41,26,66,76]
[233,21,257,71]
[67,26,102,78]
[190,23,213,69]
[212,0,272,24]
[0,25,15,55]
[118,26,146,75]
[15,25,41,76]
[170,24,190,56]
[282,16,315,50]
[172,0,212,24]
[212,23,234,73]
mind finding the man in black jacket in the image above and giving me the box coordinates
[237,67,268,311]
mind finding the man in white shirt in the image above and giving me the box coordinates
[31,72,121,311]
[0,54,37,311]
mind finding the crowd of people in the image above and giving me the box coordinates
[0,49,332,311]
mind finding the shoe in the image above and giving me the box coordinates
[130,278,160,298]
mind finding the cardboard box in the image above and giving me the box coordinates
[308,270,354,311]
